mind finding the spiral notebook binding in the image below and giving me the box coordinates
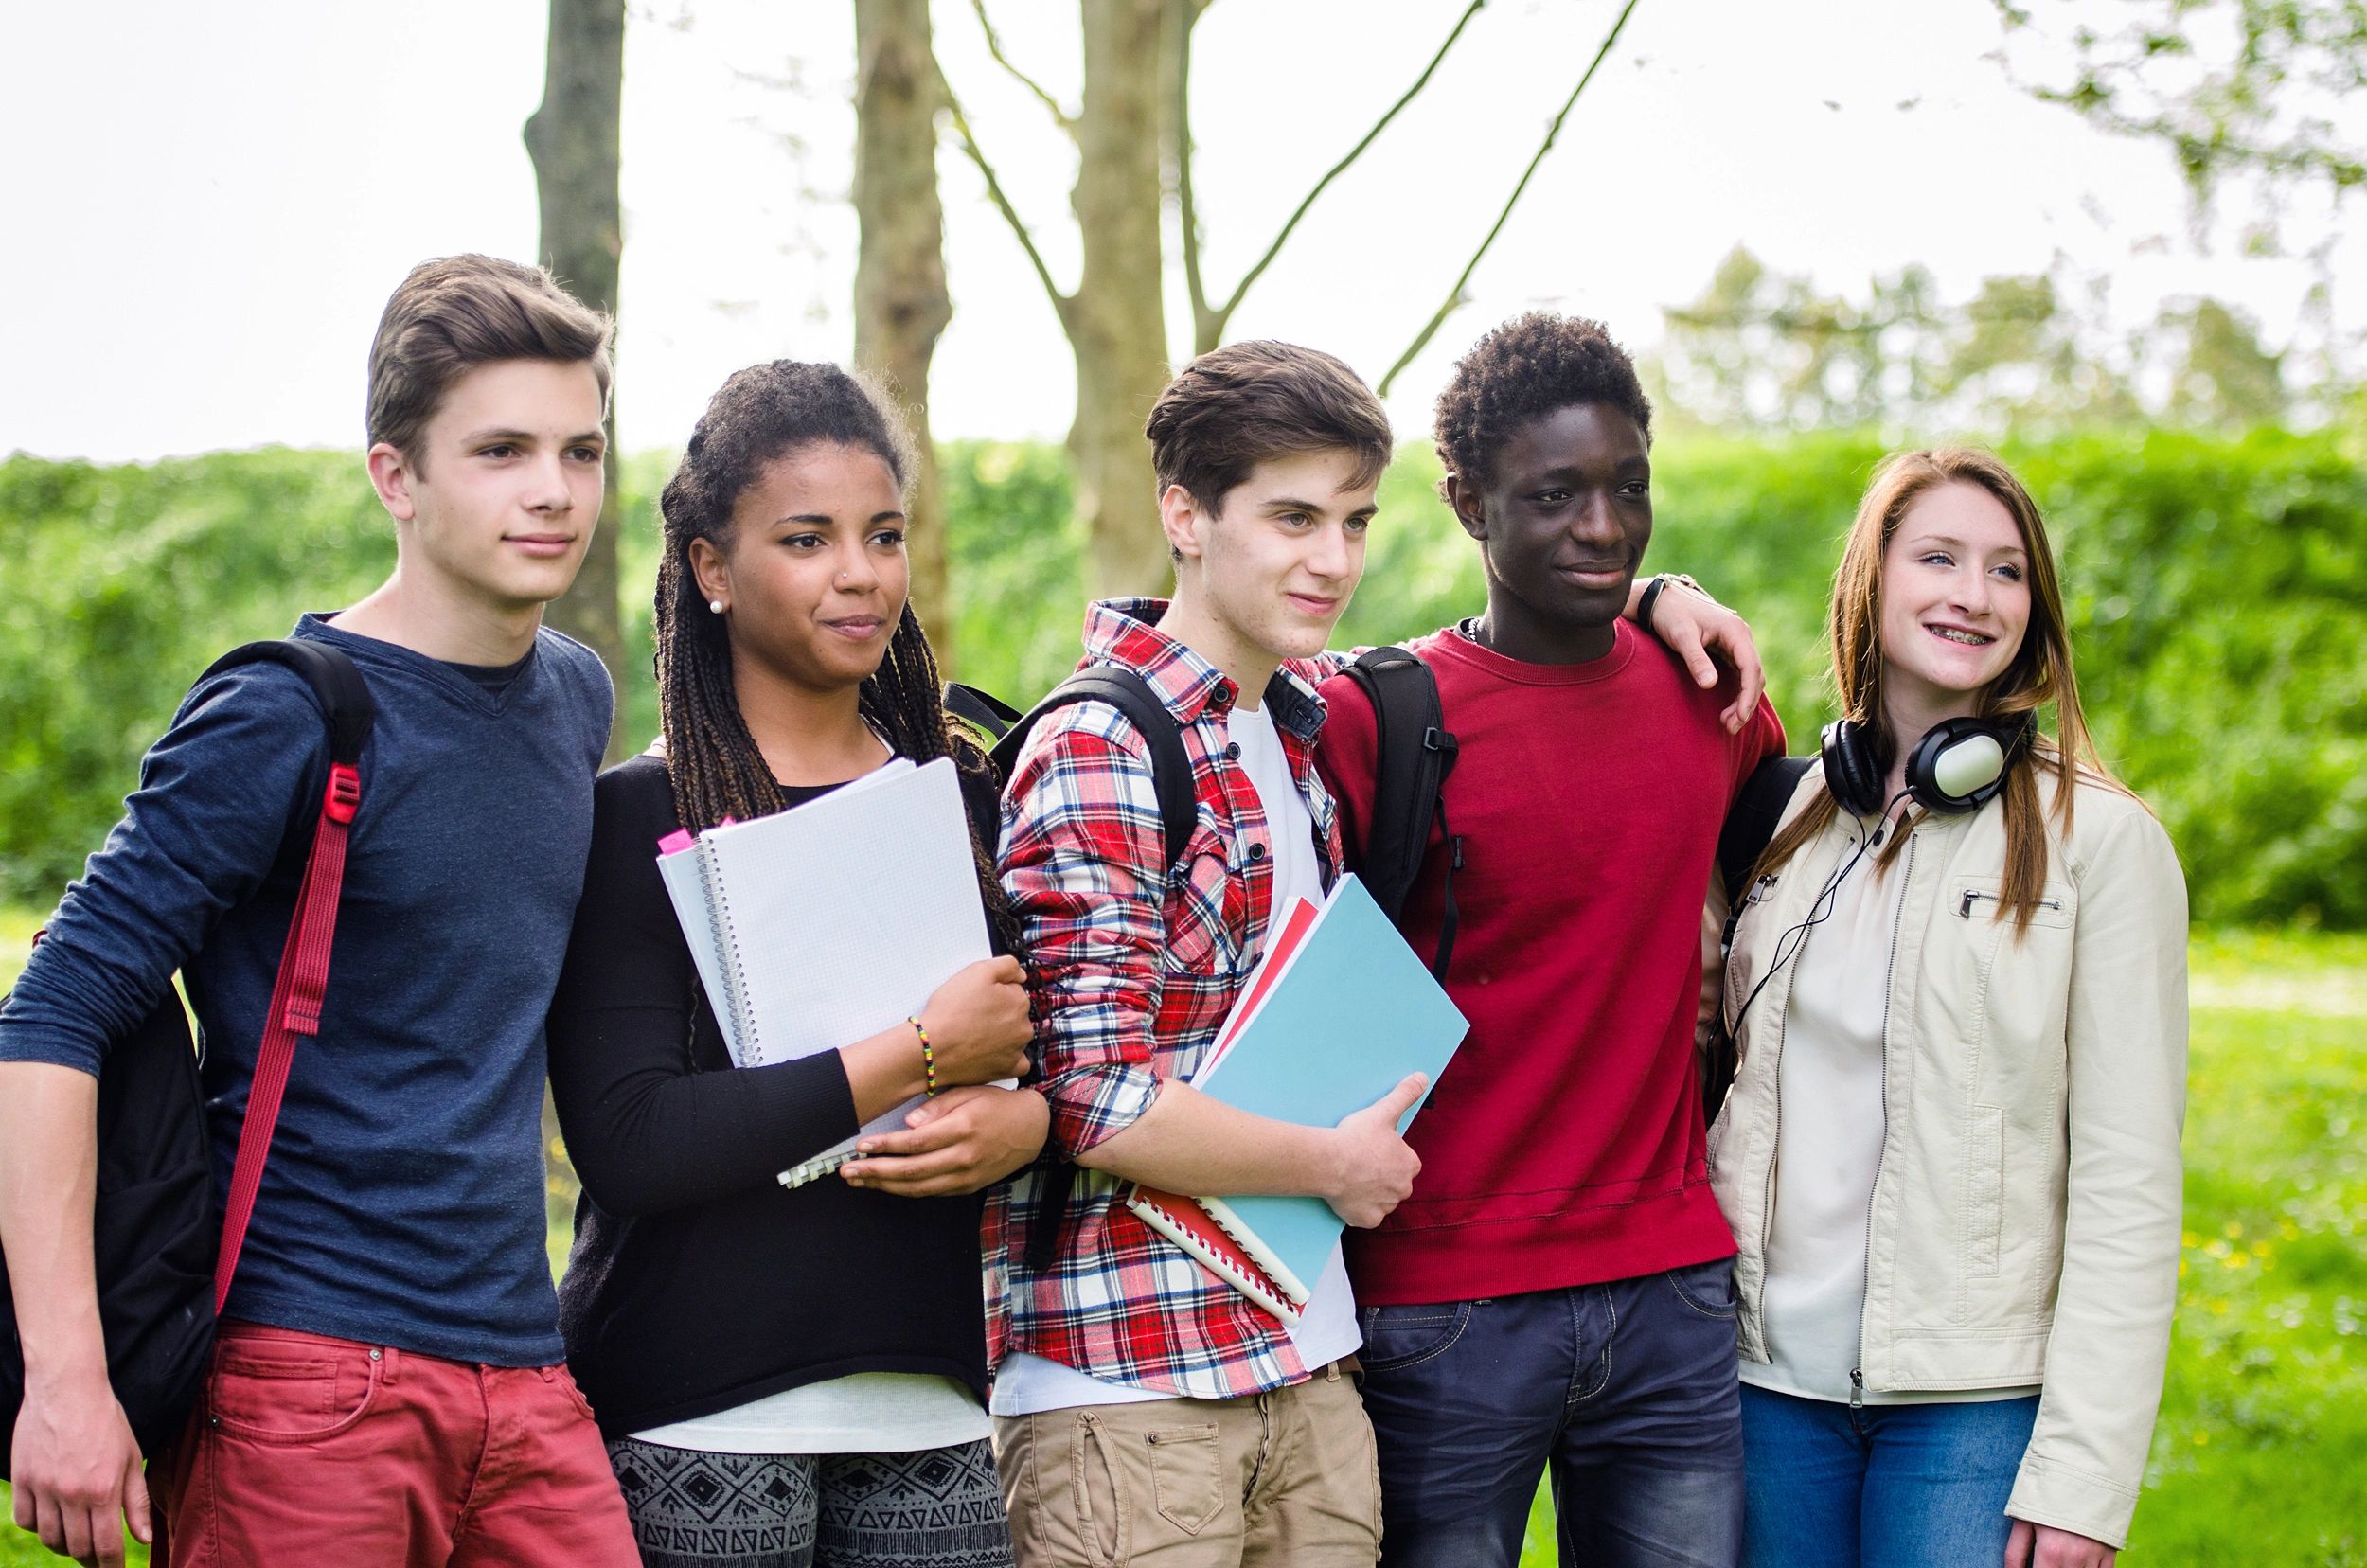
[697,839,764,1066]
[1123,1185,1308,1325]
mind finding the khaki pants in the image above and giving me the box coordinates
[995,1361,1381,1568]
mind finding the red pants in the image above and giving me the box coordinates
[151,1320,637,1567]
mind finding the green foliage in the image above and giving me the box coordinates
[1992,0,2367,210]
[0,451,395,906]
[2,426,2362,925]
[942,440,1093,705]
[1654,244,2302,435]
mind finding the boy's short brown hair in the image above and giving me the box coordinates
[1143,341,1394,515]
[365,255,614,464]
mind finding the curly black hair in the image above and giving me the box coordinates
[1432,313,1652,497]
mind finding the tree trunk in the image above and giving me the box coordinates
[853,0,956,669]
[525,0,628,760]
[1070,0,1175,599]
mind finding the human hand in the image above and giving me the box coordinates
[917,956,1034,1088]
[9,1370,150,1568]
[840,1086,1051,1197]
[1321,1074,1427,1229]
[1646,581,1766,734]
[2005,1518,2116,1568]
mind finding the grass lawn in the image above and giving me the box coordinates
[4,928,2362,1565]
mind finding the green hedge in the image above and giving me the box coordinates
[4,426,2361,925]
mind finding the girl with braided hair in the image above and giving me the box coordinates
[546,360,1039,1568]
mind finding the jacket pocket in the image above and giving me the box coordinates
[1966,1105,2005,1280]
[1953,879,2073,930]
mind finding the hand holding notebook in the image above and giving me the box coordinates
[652,756,1013,1187]
[1122,875,1468,1321]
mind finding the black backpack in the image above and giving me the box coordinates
[949,650,1459,971]
[948,670,1197,1276]
[947,657,1457,1274]
[1334,647,1461,981]
[1700,753,1815,1127]
[952,670,1201,874]
[0,639,373,1473]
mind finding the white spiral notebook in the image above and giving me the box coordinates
[654,756,998,1187]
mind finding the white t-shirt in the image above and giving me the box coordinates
[1741,825,2037,1406]
[992,698,1359,1416]
[632,1371,989,1454]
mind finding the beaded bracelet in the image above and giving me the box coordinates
[911,1015,937,1096]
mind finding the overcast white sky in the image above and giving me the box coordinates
[1,0,2357,461]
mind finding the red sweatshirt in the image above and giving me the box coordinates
[1316,621,1783,1306]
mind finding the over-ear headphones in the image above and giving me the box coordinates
[1820,712,2035,817]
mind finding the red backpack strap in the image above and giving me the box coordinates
[194,639,373,1312]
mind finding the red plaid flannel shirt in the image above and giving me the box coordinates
[985,599,1344,1399]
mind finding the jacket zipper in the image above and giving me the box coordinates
[1958,888,2064,918]
[1750,877,1799,1347]
[1853,831,1916,1404]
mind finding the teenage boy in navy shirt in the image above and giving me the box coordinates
[0,256,640,1566]
[1316,314,1785,1568]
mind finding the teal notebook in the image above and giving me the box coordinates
[1188,874,1469,1304]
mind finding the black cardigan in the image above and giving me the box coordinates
[548,752,1003,1437]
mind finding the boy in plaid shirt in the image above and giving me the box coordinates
[988,342,1415,1567]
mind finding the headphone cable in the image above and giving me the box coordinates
[1722,787,1911,1042]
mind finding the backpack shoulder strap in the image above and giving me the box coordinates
[989,668,1198,872]
[199,639,375,766]
[198,639,375,1311]
[990,668,1196,1280]
[1717,753,1814,905]
[943,681,1023,741]
[1341,647,1460,981]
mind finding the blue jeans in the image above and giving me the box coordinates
[1737,1383,2041,1568]
[1358,1258,1746,1568]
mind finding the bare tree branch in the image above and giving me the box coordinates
[1176,0,1213,349]
[1198,0,1486,352]
[1379,0,1641,396]
[970,0,1077,132]
[937,64,1073,321]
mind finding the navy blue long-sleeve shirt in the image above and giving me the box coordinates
[0,614,611,1365]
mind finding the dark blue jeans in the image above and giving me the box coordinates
[1358,1258,1746,1568]
[1737,1383,2040,1568]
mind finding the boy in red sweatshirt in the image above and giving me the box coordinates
[1316,314,1783,1568]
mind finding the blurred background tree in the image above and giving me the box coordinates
[525,0,629,753]
[854,0,958,662]
[1992,0,2365,218]
[935,0,1639,595]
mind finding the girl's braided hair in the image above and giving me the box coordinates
[654,360,1017,949]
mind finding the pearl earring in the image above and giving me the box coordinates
[708,599,725,615]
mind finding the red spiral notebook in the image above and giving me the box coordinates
[1119,897,1323,1324]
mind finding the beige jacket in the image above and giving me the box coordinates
[1705,768,2188,1548]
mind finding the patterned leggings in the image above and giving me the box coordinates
[604,1436,1016,1568]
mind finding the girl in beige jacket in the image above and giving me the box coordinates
[1707,448,2187,1568]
